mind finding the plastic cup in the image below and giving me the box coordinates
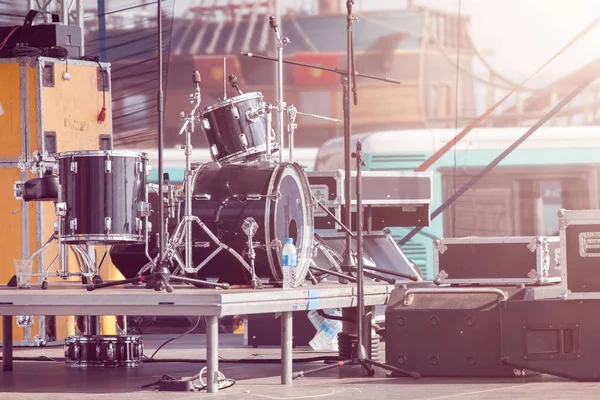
[14,259,33,289]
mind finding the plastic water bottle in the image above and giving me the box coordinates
[282,237,297,289]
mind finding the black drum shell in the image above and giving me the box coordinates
[58,151,148,244]
[186,161,314,286]
[200,92,277,163]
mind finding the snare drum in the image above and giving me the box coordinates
[199,92,278,163]
[64,335,143,368]
[57,150,149,244]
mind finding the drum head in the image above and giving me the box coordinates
[265,162,314,286]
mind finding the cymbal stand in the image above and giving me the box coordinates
[178,70,203,282]
[269,15,289,162]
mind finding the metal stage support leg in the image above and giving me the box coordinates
[363,306,374,360]
[206,316,219,393]
[3,316,13,371]
[281,311,293,384]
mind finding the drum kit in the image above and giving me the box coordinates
[13,15,344,293]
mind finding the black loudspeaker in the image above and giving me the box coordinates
[385,284,561,377]
[500,298,600,381]
[245,312,316,347]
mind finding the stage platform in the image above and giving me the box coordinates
[0,281,394,393]
[1,333,596,400]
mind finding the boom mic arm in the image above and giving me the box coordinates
[228,74,243,95]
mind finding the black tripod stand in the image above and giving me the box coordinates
[292,140,420,380]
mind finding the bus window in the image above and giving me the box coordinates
[539,180,562,236]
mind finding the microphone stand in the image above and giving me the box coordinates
[341,0,358,274]
[153,0,170,292]
[296,1,417,380]
[269,16,289,162]
[293,140,419,380]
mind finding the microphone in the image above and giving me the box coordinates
[192,70,201,90]
[228,74,243,96]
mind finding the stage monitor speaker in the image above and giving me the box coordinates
[385,284,562,377]
[500,298,600,381]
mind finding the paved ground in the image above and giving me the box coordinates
[1,334,599,399]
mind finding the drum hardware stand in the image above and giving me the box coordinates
[242,217,263,289]
[294,139,420,381]
[269,15,289,162]
[177,70,203,284]
[286,105,342,163]
[88,216,233,291]
[153,0,168,293]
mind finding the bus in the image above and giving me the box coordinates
[314,125,600,279]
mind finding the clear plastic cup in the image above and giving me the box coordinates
[14,259,33,289]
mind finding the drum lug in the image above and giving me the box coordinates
[69,218,78,232]
[230,105,240,120]
[201,118,210,130]
[239,134,248,149]
[193,193,211,201]
[105,217,112,233]
[137,201,151,217]
[55,202,67,217]
[107,342,115,361]
[70,161,77,174]
[246,193,261,201]
[135,218,143,233]
[194,241,210,248]
[210,144,219,159]
[105,159,112,173]
[74,342,81,360]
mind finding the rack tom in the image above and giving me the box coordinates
[57,150,149,244]
[199,92,278,163]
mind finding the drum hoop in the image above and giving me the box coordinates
[264,162,314,284]
[264,162,286,281]
[60,234,146,243]
[57,150,149,159]
[200,92,263,115]
[218,142,279,163]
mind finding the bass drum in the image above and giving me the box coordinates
[187,162,314,286]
